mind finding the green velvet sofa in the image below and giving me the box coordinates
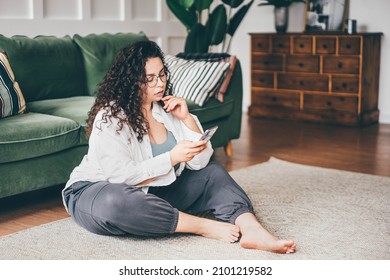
[0,32,243,199]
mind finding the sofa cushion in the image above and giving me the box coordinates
[73,32,149,96]
[0,35,85,102]
[28,96,95,127]
[165,54,231,106]
[0,112,80,164]
[0,51,26,118]
[28,96,95,145]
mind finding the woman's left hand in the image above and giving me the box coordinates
[162,95,190,120]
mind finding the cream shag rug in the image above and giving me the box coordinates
[1,158,389,260]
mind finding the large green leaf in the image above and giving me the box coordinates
[166,0,197,30]
[206,4,227,46]
[227,0,254,36]
[176,0,196,9]
[185,23,209,52]
[194,0,213,12]
[222,0,244,8]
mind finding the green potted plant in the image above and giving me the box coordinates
[166,0,254,53]
[258,0,306,33]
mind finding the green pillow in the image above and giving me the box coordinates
[0,35,85,102]
[73,32,149,96]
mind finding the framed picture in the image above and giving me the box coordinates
[305,0,349,32]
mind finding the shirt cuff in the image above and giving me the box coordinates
[180,115,204,141]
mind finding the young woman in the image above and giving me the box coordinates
[62,41,296,254]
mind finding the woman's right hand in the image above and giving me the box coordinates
[169,140,207,166]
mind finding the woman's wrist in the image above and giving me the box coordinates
[169,151,179,166]
[180,114,193,124]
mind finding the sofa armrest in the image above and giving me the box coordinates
[223,59,243,141]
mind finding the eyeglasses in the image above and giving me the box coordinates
[145,72,168,88]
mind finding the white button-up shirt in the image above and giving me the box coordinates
[63,102,213,196]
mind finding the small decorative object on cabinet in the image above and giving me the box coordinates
[248,32,382,126]
[258,0,306,33]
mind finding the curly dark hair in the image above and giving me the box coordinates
[86,40,172,142]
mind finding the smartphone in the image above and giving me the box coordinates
[199,125,218,142]
[158,91,172,110]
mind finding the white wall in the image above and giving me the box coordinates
[0,0,389,123]
[349,0,390,123]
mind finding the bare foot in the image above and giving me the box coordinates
[239,225,296,254]
[235,213,296,254]
[199,219,241,244]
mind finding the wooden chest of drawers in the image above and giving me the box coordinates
[249,33,382,126]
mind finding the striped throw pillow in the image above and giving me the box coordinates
[0,51,26,119]
[164,55,231,106]
[175,53,236,103]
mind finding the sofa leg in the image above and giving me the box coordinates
[224,141,233,157]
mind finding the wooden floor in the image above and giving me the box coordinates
[1,114,389,236]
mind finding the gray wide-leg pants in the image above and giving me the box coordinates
[64,162,254,237]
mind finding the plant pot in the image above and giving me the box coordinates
[274,7,289,33]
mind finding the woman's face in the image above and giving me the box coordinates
[142,57,167,105]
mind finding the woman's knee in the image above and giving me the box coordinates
[92,184,146,220]
[203,161,229,179]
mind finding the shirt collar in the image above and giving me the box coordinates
[151,102,165,122]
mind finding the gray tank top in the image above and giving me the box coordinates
[150,130,179,171]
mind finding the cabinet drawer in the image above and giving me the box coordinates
[252,72,274,88]
[339,37,361,55]
[278,73,328,91]
[252,54,283,71]
[332,75,359,93]
[293,37,312,54]
[272,36,290,53]
[323,56,360,74]
[286,55,319,73]
[303,94,358,113]
[316,37,336,54]
[252,89,300,109]
[252,35,270,52]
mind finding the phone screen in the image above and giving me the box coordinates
[199,125,218,142]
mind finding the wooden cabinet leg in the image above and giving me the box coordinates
[224,141,233,157]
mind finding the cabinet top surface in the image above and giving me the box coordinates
[249,32,383,36]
